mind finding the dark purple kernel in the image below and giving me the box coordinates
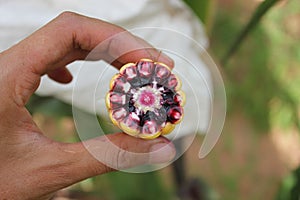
[139,78,151,86]
[139,111,150,126]
[150,108,167,124]
[162,89,175,105]
[129,79,142,88]
[128,100,136,113]
[174,93,184,105]
[167,106,183,124]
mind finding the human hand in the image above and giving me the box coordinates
[0,12,175,200]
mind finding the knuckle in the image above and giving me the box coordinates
[57,11,80,21]
[55,11,83,30]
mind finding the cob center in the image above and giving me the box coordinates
[132,85,162,113]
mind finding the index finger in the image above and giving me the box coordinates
[16,12,173,72]
[1,12,173,106]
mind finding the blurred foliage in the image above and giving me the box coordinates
[210,0,300,132]
[90,172,173,200]
[221,0,280,64]
[211,13,274,131]
[276,166,300,200]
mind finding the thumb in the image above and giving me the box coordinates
[58,133,175,184]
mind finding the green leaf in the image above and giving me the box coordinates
[183,0,213,26]
[222,0,280,65]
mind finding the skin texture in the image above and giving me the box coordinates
[0,12,176,200]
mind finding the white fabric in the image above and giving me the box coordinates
[0,0,211,137]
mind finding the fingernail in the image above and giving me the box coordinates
[149,142,176,164]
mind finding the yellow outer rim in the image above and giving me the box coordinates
[138,130,162,140]
[108,110,119,126]
[154,61,172,72]
[161,122,175,135]
[139,58,154,63]
[109,74,121,90]
[105,92,111,110]
[174,74,182,91]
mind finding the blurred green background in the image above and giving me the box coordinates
[27,0,300,199]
